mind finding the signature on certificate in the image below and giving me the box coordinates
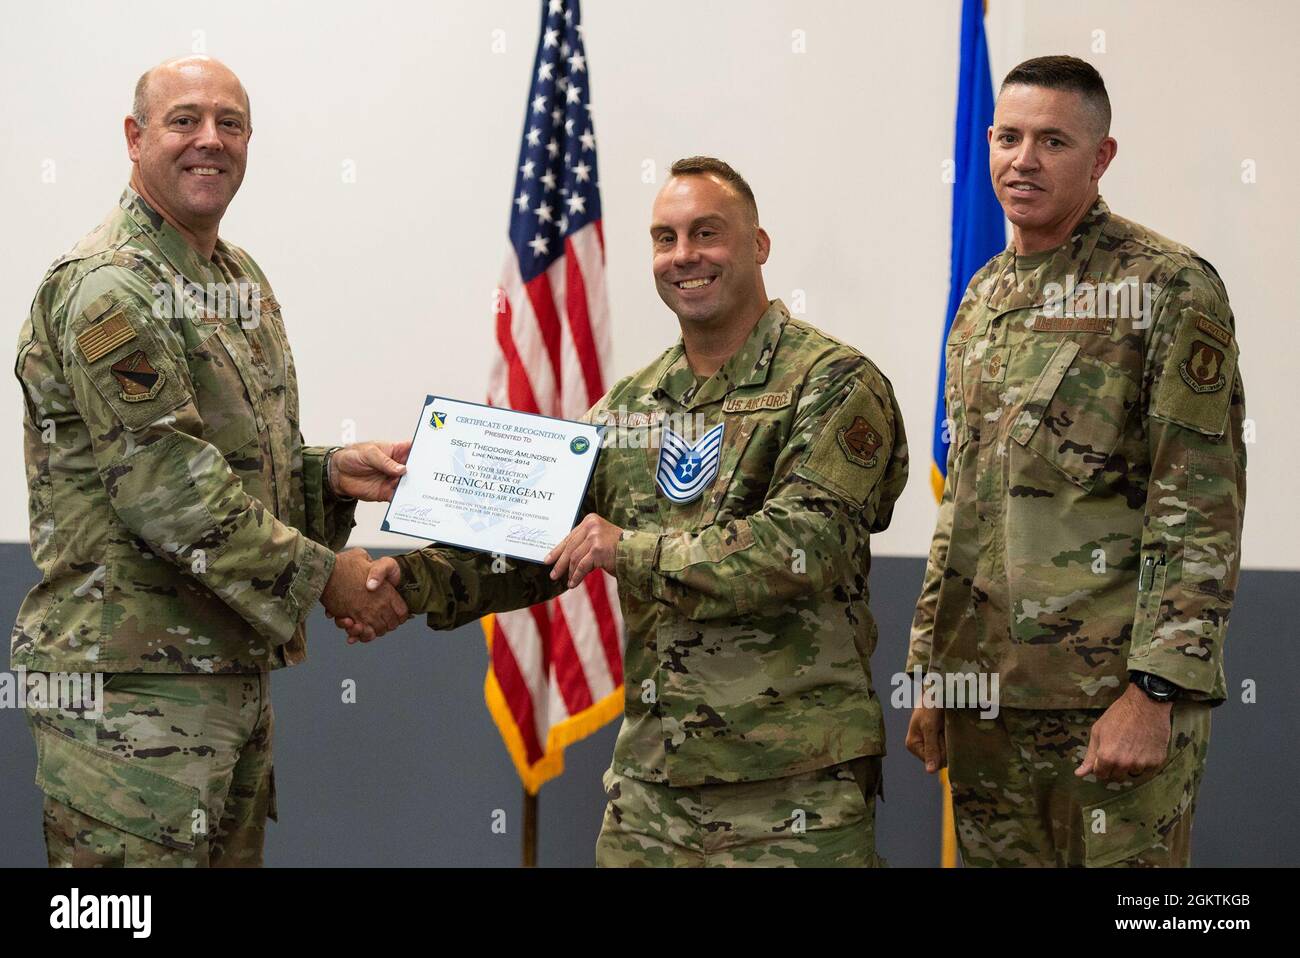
[507,523,548,544]
[396,504,435,521]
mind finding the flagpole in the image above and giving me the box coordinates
[522,788,538,867]
[933,0,1005,870]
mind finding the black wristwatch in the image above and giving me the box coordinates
[1130,670,1179,703]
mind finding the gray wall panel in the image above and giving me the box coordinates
[1,546,1293,866]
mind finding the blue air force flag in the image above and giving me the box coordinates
[656,423,725,504]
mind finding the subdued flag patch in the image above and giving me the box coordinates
[77,311,136,363]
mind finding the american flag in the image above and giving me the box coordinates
[484,0,624,793]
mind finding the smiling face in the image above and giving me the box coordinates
[650,173,770,328]
[126,57,251,234]
[989,84,1116,250]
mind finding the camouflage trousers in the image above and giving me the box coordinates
[596,756,883,867]
[26,672,275,868]
[945,702,1211,867]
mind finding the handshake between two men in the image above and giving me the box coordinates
[318,438,625,645]
[315,439,414,641]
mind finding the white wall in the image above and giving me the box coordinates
[1,0,1294,568]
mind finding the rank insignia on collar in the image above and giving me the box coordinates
[837,416,881,468]
[110,350,164,402]
[1179,340,1226,393]
[655,423,724,504]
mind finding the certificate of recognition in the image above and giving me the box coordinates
[381,396,603,563]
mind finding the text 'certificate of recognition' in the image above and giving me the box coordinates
[381,397,603,563]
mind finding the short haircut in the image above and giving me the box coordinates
[999,55,1111,138]
[131,69,152,126]
[669,156,759,223]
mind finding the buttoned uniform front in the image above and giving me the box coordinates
[908,198,1246,866]
[13,188,356,865]
[395,300,909,864]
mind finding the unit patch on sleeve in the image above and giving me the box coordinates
[1179,340,1226,394]
[1152,309,1237,436]
[837,415,881,468]
[795,379,892,508]
[110,350,165,402]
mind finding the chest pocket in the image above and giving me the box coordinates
[255,295,300,428]
[943,305,990,443]
[186,323,260,460]
[589,439,657,532]
[1009,339,1138,491]
[698,417,763,525]
[944,340,970,443]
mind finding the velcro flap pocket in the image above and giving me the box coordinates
[698,418,759,526]
[1152,313,1238,437]
[1081,742,1197,868]
[796,380,890,508]
[1010,340,1079,445]
[34,720,199,850]
[1012,340,1138,490]
[70,303,189,433]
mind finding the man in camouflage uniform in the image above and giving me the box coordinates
[349,157,909,866]
[13,56,409,867]
[906,57,1246,867]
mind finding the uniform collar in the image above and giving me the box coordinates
[984,195,1112,313]
[120,187,219,282]
[653,299,790,409]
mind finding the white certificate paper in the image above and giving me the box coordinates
[381,397,603,563]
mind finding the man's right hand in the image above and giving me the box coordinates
[320,549,408,643]
[905,705,947,774]
[331,556,404,644]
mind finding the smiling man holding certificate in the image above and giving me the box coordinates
[334,157,909,867]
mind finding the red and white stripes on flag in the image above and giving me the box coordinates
[486,225,624,791]
[483,0,623,792]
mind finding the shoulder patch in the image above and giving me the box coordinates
[68,301,189,432]
[1179,340,1226,394]
[837,416,881,467]
[1195,316,1232,348]
[1152,311,1238,437]
[110,350,165,402]
[722,388,794,414]
[795,380,891,507]
[76,309,136,363]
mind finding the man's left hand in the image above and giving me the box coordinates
[545,514,622,588]
[330,441,411,501]
[1075,682,1173,783]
